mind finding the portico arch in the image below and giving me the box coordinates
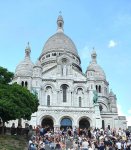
[78,117,91,129]
[60,116,73,131]
[41,115,54,130]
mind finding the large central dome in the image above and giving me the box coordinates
[42,32,78,56]
[39,15,80,60]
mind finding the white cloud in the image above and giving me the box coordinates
[108,40,117,48]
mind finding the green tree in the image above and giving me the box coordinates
[0,67,14,84]
[0,67,39,134]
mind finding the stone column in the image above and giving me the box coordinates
[94,103,102,128]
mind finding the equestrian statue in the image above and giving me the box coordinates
[93,90,98,104]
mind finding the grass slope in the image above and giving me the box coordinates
[0,135,27,150]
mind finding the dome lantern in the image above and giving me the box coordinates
[91,48,97,64]
[57,13,64,33]
[25,42,31,59]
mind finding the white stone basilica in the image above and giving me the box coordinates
[12,15,127,130]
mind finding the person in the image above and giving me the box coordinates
[0,119,2,134]
[28,125,34,140]
[65,138,73,150]
[28,139,38,150]
[25,123,29,138]
[108,144,113,150]
[126,139,131,150]
[116,140,122,150]
[11,123,16,135]
[88,145,93,150]
[39,142,45,150]
[123,140,127,150]
[50,139,56,150]
[88,129,92,139]
[99,142,105,150]
[17,123,22,135]
[55,141,62,150]
[4,124,6,134]
[73,141,79,150]
[81,138,89,150]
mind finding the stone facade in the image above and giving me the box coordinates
[11,15,127,130]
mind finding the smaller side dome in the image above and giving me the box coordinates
[15,43,34,77]
[86,50,106,80]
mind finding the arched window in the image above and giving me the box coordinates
[102,120,105,130]
[46,86,52,91]
[52,53,56,56]
[77,88,83,94]
[99,85,101,93]
[47,95,50,106]
[99,104,103,112]
[21,81,24,87]
[108,125,110,130]
[96,85,98,91]
[61,84,68,102]
[79,97,82,107]
[25,81,28,87]
[46,54,50,58]
[59,22,62,27]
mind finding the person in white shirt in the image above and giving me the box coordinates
[116,140,122,150]
[88,145,93,150]
[81,138,89,150]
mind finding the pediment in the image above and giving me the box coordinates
[72,68,87,81]
[42,65,57,78]
[42,64,87,82]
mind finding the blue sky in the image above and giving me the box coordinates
[0,0,131,126]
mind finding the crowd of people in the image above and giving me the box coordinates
[26,125,131,150]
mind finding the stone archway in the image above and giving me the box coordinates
[41,117,54,130]
[60,117,72,131]
[79,118,90,129]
